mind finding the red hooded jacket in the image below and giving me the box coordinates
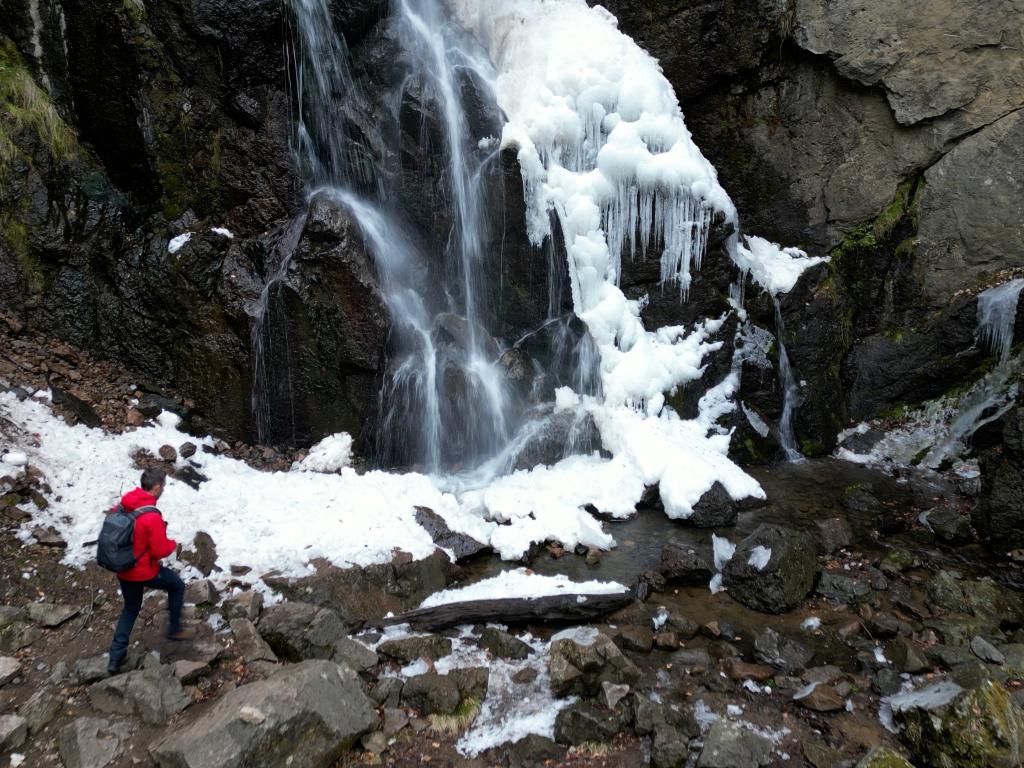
[115,487,177,582]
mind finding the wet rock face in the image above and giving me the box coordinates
[975,404,1024,550]
[723,524,818,614]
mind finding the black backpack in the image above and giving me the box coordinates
[96,505,160,573]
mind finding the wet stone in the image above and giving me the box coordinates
[370,677,404,708]
[478,627,532,660]
[553,701,632,746]
[754,627,813,674]
[817,572,872,604]
[615,625,654,653]
[698,721,772,768]
[378,634,452,664]
[794,681,845,712]
[401,673,460,715]
[661,543,714,585]
[815,517,853,554]
[970,635,1006,665]
[723,524,817,614]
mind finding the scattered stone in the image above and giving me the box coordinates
[553,701,631,746]
[258,602,352,662]
[722,524,817,613]
[31,526,67,548]
[361,731,387,754]
[51,386,102,428]
[661,543,714,585]
[887,637,931,674]
[370,677,404,708]
[817,572,872,604]
[665,614,700,639]
[401,673,461,715]
[171,660,210,684]
[548,628,641,697]
[382,707,409,738]
[448,666,490,703]
[25,602,79,628]
[70,655,115,686]
[585,548,602,566]
[698,721,772,768]
[222,590,263,621]
[512,667,539,685]
[150,661,376,768]
[926,503,973,545]
[0,656,21,686]
[600,681,631,709]
[88,664,191,725]
[332,637,378,673]
[0,714,27,751]
[59,717,130,768]
[18,687,59,734]
[181,531,218,576]
[179,442,197,459]
[378,634,452,664]
[185,579,218,606]
[652,722,691,768]
[724,659,774,682]
[970,635,1006,665]
[802,665,843,685]
[794,681,845,712]
[125,408,145,427]
[654,631,681,651]
[615,625,654,653]
[670,648,712,672]
[231,618,278,664]
[926,570,970,614]
[891,680,1024,768]
[872,668,903,696]
[158,444,178,462]
[815,517,853,554]
[414,506,488,561]
[685,482,739,527]
[754,627,813,674]
[856,747,915,768]
[479,627,533,660]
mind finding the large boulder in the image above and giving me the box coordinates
[88,664,191,725]
[890,680,1024,768]
[723,525,818,613]
[149,660,377,768]
[548,627,641,698]
[257,602,349,662]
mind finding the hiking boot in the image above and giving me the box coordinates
[166,628,196,641]
[107,655,124,676]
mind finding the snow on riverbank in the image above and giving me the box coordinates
[419,568,627,608]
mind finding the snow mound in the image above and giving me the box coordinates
[297,432,353,473]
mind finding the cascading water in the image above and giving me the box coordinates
[773,298,805,462]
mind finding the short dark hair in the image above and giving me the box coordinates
[141,468,167,491]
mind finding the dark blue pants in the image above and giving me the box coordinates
[108,566,185,665]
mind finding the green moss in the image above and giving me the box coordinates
[0,36,78,179]
[800,438,826,457]
[855,746,916,768]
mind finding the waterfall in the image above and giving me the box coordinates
[773,298,804,462]
[978,278,1024,364]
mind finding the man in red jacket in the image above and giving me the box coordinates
[107,468,192,674]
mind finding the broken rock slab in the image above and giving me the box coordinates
[150,660,377,768]
[59,717,131,768]
[88,664,191,725]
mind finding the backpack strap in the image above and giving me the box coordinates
[130,505,162,518]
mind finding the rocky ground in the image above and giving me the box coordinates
[4,331,1024,768]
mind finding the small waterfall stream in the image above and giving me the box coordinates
[773,298,805,462]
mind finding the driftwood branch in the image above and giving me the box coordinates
[380,591,636,632]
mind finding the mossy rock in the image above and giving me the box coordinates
[897,681,1024,768]
[856,746,915,768]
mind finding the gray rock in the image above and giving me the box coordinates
[447,666,490,703]
[971,636,1006,665]
[548,628,642,698]
[414,506,488,560]
[371,677,404,708]
[0,607,41,652]
[600,681,631,710]
[670,648,713,672]
[171,660,211,684]
[70,654,116,686]
[652,723,691,768]
[150,660,377,768]
[377,634,452,664]
[19,687,60,734]
[26,602,80,627]
[401,673,461,715]
[722,525,817,613]
[382,707,408,738]
[179,442,197,459]
[661,542,714,585]
[231,618,278,663]
[332,636,378,673]
[185,579,219,606]
[684,482,739,527]
[794,681,845,712]
[181,531,218,577]
[59,717,130,768]
[0,656,21,686]
[614,625,654,653]
[754,627,813,674]
[553,701,632,746]
[222,590,263,621]
[478,627,533,660]
[258,602,350,661]
[698,721,772,768]
[507,734,565,767]
[0,714,27,751]
[816,572,872,604]
[926,571,970,614]
[814,517,853,554]
[88,664,191,725]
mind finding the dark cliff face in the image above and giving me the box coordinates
[0,0,1020,458]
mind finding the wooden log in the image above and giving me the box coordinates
[380,590,636,632]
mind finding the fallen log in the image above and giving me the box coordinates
[380,590,637,632]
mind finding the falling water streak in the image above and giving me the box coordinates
[773,297,804,463]
[978,278,1024,364]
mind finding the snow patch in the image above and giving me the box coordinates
[168,233,192,254]
[210,227,234,239]
[296,432,353,473]
[733,235,828,296]
[420,569,627,608]
[747,545,771,571]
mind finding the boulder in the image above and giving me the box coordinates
[26,602,80,627]
[185,580,219,606]
[926,571,970,614]
[370,677,404,708]
[447,667,490,703]
[0,606,41,652]
[970,636,1006,666]
[400,673,461,716]
[88,664,191,725]
[332,637,379,673]
[814,517,853,554]
[0,714,27,751]
[886,637,930,674]
[171,660,211,684]
[891,680,1024,768]
[548,627,642,698]
[257,602,349,661]
[698,721,772,768]
[684,482,739,527]
[377,634,452,664]
[507,734,566,767]
[150,661,377,768]
[652,723,692,768]
[0,656,21,686]
[926,504,973,545]
[723,525,817,613]
[59,717,131,768]
[222,590,263,621]
[661,543,715,585]
[754,628,813,674]
[553,701,632,746]
[230,618,278,663]
[478,627,533,660]
[614,625,654,653]
[817,572,872,604]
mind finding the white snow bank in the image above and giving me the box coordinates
[0,392,492,580]
[296,432,353,473]
[168,233,192,254]
[733,235,828,296]
[420,568,627,608]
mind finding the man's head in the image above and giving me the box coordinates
[140,468,168,499]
